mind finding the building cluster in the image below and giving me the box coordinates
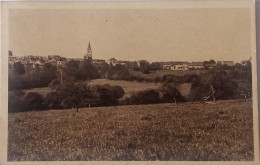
[8,42,237,71]
[8,54,68,69]
[161,61,234,70]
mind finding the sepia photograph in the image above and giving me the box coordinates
[0,0,259,164]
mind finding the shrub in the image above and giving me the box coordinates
[123,89,160,105]
[162,74,184,84]
[8,90,26,113]
[24,92,44,111]
[105,64,131,80]
[44,92,63,109]
[161,82,185,103]
[92,84,125,106]
[13,62,25,75]
[48,78,61,89]
[189,70,238,101]
[184,74,199,83]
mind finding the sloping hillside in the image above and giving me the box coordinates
[21,79,191,98]
[8,100,253,161]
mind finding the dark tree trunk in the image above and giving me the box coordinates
[210,85,216,103]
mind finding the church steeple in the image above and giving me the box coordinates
[84,41,92,62]
[87,42,91,50]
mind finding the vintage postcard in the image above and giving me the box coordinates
[0,0,259,165]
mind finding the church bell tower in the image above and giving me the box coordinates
[84,42,92,62]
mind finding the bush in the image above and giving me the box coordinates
[105,64,131,80]
[189,71,238,101]
[48,78,61,89]
[79,60,100,80]
[13,62,25,75]
[92,84,125,106]
[123,89,160,105]
[184,74,199,83]
[8,90,26,113]
[161,82,185,103]
[162,74,184,84]
[44,92,63,109]
[24,92,44,111]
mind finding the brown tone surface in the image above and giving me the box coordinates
[8,100,253,161]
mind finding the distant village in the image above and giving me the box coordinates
[8,42,246,71]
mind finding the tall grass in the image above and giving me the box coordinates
[8,100,253,161]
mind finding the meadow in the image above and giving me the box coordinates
[129,69,208,80]
[21,79,191,98]
[8,100,254,161]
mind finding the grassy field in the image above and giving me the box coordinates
[129,69,207,80]
[21,87,54,96]
[21,79,191,98]
[8,100,254,161]
[88,79,160,97]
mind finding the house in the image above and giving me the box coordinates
[8,56,15,66]
[92,59,106,65]
[189,62,204,69]
[162,64,171,70]
[33,60,45,68]
[118,61,127,66]
[223,61,234,66]
[29,57,38,64]
[107,57,118,66]
[67,58,83,62]
[57,60,65,66]
[170,63,189,70]
[204,63,217,68]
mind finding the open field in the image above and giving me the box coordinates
[21,79,191,97]
[8,100,254,161]
[129,69,208,80]
[21,87,54,96]
[88,79,160,97]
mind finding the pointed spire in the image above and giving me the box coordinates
[88,41,91,50]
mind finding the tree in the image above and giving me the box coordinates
[189,69,238,102]
[161,81,183,104]
[8,90,26,113]
[79,60,100,80]
[44,92,63,109]
[24,92,44,111]
[92,84,125,106]
[105,64,131,80]
[63,60,80,81]
[208,59,216,64]
[139,60,150,74]
[13,62,25,75]
[95,62,110,78]
[242,60,251,71]
[123,89,160,105]
[112,85,125,100]
[57,81,92,112]
[41,63,58,86]
[8,50,13,57]
[150,62,162,71]
[234,63,243,70]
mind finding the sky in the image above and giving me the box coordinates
[9,7,251,62]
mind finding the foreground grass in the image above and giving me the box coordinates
[8,100,254,161]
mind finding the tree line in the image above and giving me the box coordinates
[9,62,252,113]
